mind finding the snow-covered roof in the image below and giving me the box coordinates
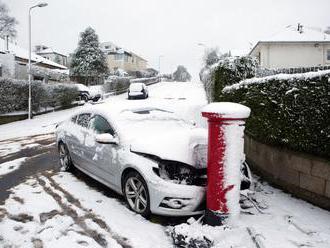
[36,47,67,57]
[249,25,330,55]
[100,41,148,62]
[259,26,330,43]
[0,38,67,69]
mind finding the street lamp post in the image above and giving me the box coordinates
[28,2,48,119]
[158,55,164,75]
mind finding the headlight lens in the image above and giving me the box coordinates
[158,160,196,185]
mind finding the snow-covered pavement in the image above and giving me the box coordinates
[0,81,329,248]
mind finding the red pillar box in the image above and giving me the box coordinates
[202,102,251,226]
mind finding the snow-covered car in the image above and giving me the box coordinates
[74,83,101,102]
[128,83,148,99]
[55,102,251,217]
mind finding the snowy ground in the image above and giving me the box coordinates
[0,81,329,247]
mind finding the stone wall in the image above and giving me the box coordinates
[244,135,330,210]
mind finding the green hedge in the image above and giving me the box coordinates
[0,78,79,114]
[200,56,257,102]
[222,71,330,159]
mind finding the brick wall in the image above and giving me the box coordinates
[244,135,330,210]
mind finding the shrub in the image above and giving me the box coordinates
[200,56,257,102]
[0,78,79,114]
[103,76,130,93]
[0,78,46,113]
[222,70,330,159]
[48,84,79,108]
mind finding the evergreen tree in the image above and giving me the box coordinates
[173,65,192,82]
[70,27,108,85]
[0,0,17,38]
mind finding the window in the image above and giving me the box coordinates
[89,115,115,135]
[71,115,78,123]
[327,50,330,61]
[77,113,91,128]
[105,45,110,49]
[115,54,123,60]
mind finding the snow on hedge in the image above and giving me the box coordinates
[223,69,330,92]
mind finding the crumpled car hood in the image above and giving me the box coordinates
[130,128,207,167]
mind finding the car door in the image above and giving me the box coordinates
[71,113,92,169]
[84,114,119,185]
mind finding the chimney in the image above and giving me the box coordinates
[297,23,303,33]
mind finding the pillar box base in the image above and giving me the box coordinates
[204,209,229,226]
[201,102,251,226]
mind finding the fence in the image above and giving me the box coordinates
[256,65,330,77]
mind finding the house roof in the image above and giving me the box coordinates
[0,39,67,69]
[100,41,148,62]
[36,47,67,57]
[260,26,330,43]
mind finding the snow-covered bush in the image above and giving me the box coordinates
[0,78,79,113]
[222,70,330,159]
[200,56,257,102]
[47,84,79,108]
[0,78,46,113]
[103,76,130,93]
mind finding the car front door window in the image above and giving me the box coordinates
[89,115,115,136]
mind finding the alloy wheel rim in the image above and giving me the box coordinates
[125,177,147,213]
[59,145,69,169]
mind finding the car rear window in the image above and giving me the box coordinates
[129,83,143,91]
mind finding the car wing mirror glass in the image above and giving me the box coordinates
[95,133,118,145]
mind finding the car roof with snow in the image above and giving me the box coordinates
[70,101,193,140]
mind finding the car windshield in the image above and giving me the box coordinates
[117,108,192,140]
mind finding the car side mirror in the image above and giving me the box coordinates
[95,133,118,145]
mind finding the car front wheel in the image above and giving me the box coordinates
[58,143,73,171]
[123,171,150,217]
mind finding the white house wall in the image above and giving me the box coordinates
[257,43,330,69]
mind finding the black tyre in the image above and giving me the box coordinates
[123,171,151,217]
[58,143,74,171]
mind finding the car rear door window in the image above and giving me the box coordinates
[77,113,91,128]
[89,115,115,135]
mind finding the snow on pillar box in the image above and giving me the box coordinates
[201,102,251,226]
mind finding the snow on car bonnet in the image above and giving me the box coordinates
[118,108,208,167]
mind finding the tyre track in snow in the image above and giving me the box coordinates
[0,134,59,204]
[37,172,132,248]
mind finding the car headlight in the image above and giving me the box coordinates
[132,151,206,186]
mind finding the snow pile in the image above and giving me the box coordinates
[223,121,246,221]
[223,69,330,92]
[0,157,27,176]
[202,102,251,119]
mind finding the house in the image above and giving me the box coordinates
[0,38,68,82]
[249,24,330,69]
[35,45,68,67]
[100,42,147,73]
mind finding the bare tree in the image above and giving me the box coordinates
[0,1,17,38]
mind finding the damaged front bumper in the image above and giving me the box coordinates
[148,172,206,216]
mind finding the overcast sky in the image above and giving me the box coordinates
[5,0,330,80]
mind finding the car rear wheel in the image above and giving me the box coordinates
[123,171,151,217]
[58,143,73,171]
